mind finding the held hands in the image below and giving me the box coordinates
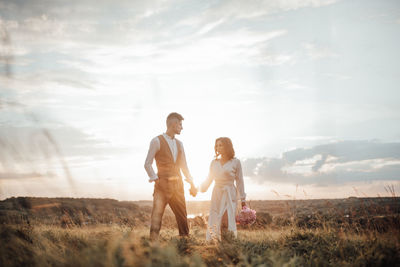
[189,184,198,197]
[188,180,198,197]
[186,178,198,197]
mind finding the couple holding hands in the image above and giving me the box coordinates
[144,112,246,241]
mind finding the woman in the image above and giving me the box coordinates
[199,137,246,241]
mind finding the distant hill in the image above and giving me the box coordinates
[0,197,148,227]
[1,196,399,229]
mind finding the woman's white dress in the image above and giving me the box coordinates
[200,158,246,241]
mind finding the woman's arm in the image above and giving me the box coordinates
[235,159,246,204]
[199,161,215,193]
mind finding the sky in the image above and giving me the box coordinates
[0,0,399,201]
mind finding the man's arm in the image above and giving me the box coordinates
[144,137,160,182]
[178,141,194,185]
[177,141,197,197]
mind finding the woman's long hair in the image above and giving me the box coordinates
[214,137,235,160]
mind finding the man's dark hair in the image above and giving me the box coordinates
[166,112,184,124]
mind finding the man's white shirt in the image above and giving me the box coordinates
[144,133,193,183]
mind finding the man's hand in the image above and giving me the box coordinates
[149,178,159,183]
[189,185,198,197]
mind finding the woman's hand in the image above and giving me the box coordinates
[241,201,247,208]
[189,185,198,197]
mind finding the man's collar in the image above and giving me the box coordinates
[163,133,175,140]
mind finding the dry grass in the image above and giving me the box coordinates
[1,222,399,267]
[1,196,400,266]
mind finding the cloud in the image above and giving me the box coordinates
[0,125,130,169]
[311,153,328,171]
[302,42,339,59]
[1,0,308,88]
[242,140,400,186]
[320,73,351,80]
[0,171,52,180]
[283,140,400,164]
[202,0,340,20]
[0,0,169,50]
[195,19,226,36]
[58,28,289,75]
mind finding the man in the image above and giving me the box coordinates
[144,112,197,240]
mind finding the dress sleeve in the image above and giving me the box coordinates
[200,160,215,193]
[235,159,246,201]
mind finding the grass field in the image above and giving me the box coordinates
[1,197,399,266]
[1,223,399,266]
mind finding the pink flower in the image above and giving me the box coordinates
[236,206,256,225]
